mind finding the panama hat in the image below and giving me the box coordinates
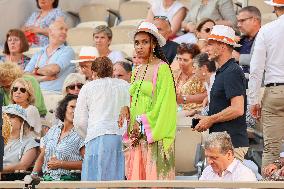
[265,0,284,6]
[208,25,241,48]
[133,21,166,47]
[71,46,99,63]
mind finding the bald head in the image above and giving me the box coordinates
[49,19,68,44]
[153,18,171,40]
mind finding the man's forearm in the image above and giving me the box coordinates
[210,105,244,125]
[37,67,58,76]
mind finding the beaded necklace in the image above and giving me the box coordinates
[132,63,149,107]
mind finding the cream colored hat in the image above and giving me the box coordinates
[71,46,99,63]
[265,0,284,6]
[208,25,241,48]
[133,21,166,47]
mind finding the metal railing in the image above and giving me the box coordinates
[1,180,284,188]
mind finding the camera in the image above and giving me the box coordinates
[191,118,200,129]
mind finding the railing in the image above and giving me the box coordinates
[1,180,284,188]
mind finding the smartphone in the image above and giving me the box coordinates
[191,118,200,129]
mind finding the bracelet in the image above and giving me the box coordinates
[273,159,282,169]
[31,171,38,176]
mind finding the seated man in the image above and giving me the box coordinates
[263,149,284,180]
[199,132,257,187]
[25,19,75,93]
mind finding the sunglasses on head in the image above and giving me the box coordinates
[153,16,171,25]
[67,83,83,90]
[12,87,27,93]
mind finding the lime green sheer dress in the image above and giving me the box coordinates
[124,62,177,180]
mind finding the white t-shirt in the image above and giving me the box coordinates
[108,51,125,64]
[150,0,185,24]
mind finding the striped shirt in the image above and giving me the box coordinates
[42,123,84,180]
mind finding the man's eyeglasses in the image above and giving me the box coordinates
[12,87,27,93]
[67,83,83,90]
[237,16,253,23]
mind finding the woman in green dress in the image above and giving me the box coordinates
[118,21,176,180]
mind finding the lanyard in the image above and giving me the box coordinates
[35,46,61,69]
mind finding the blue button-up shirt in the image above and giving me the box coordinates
[25,44,75,92]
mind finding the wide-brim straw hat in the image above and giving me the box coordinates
[265,0,284,6]
[132,21,166,47]
[71,46,99,63]
[208,25,241,48]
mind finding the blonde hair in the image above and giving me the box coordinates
[0,61,23,82]
[10,78,35,105]
[62,73,86,96]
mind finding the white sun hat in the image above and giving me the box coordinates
[71,46,99,63]
[133,21,166,47]
[265,0,284,6]
[208,25,241,48]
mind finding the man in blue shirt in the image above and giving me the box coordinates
[234,6,261,74]
[25,20,75,93]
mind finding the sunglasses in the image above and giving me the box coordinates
[12,87,27,93]
[204,28,212,33]
[67,83,83,90]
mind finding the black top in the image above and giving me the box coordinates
[161,40,179,64]
[209,58,249,148]
[234,35,256,54]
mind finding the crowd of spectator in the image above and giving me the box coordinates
[1,0,284,186]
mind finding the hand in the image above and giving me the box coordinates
[176,94,185,104]
[193,115,214,132]
[263,163,278,177]
[118,106,130,128]
[250,104,261,119]
[202,97,208,107]
[185,22,196,33]
[279,166,284,176]
[185,109,197,117]
[47,157,62,170]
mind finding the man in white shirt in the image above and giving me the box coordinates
[199,132,257,189]
[248,0,284,169]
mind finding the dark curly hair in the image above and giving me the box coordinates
[91,57,113,78]
[177,43,200,59]
[194,53,216,73]
[56,94,78,122]
[36,0,59,9]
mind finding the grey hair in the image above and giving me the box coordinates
[204,132,234,154]
[239,6,262,21]
[93,25,112,40]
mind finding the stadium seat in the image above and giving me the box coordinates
[76,21,108,28]
[66,27,94,46]
[111,25,136,45]
[79,4,109,23]
[110,44,134,58]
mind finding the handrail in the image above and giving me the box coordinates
[1,180,284,188]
